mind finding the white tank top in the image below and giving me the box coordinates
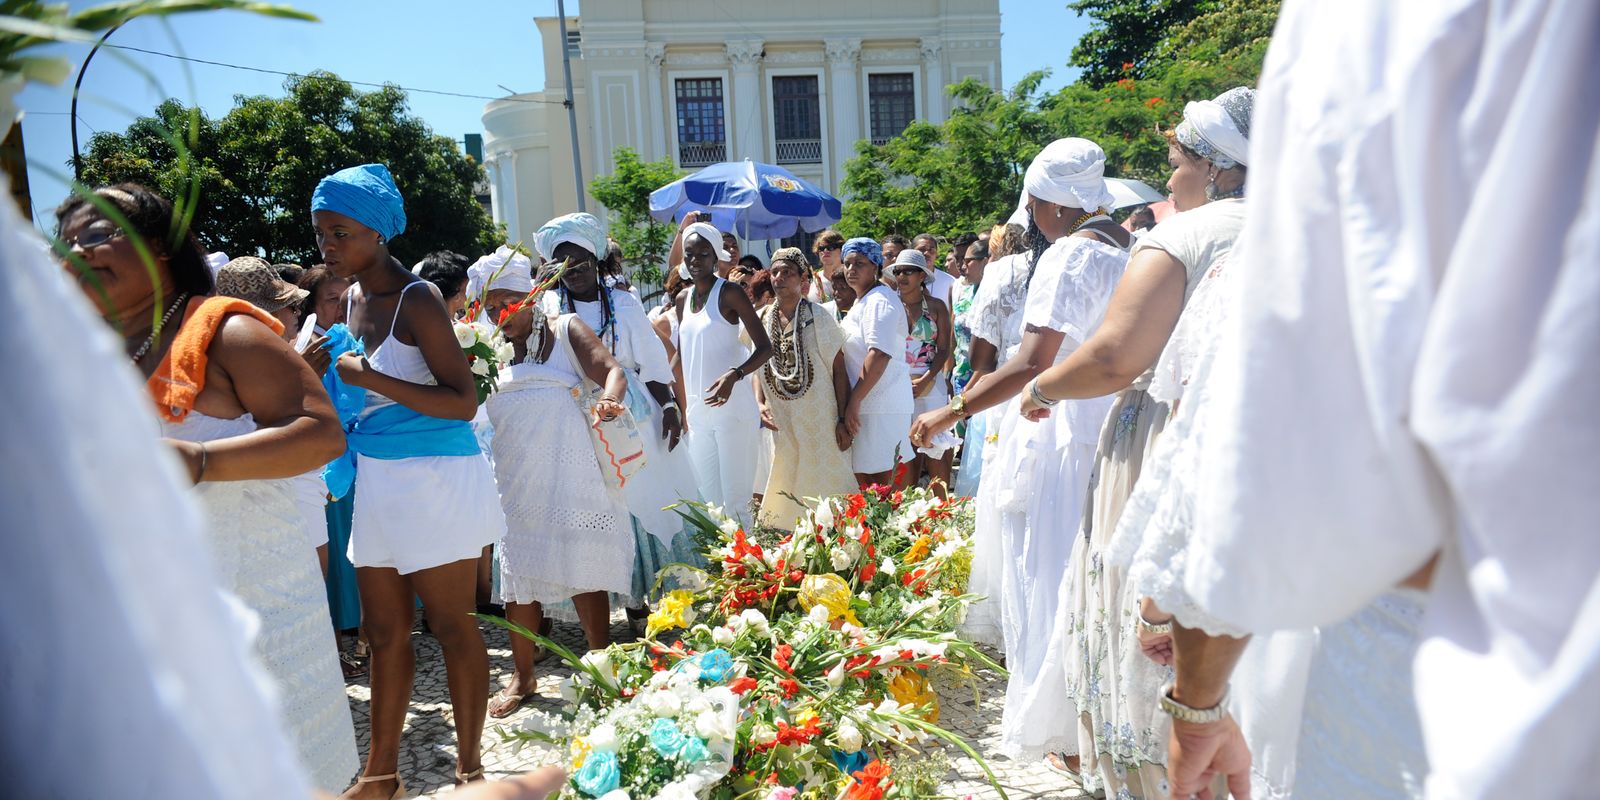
[679,278,756,428]
[350,281,435,410]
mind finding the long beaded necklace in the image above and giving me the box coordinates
[762,298,814,400]
[129,292,190,364]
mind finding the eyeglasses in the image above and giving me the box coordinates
[63,225,124,251]
[816,244,841,253]
[892,267,924,277]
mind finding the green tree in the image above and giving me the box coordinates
[78,71,498,265]
[588,146,680,284]
[1066,0,1216,88]
[839,0,1279,236]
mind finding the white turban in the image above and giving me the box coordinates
[682,222,730,262]
[465,245,534,300]
[1174,86,1254,169]
[1023,137,1116,214]
[534,212,607,262]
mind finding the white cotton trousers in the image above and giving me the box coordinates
[687,422,759,528]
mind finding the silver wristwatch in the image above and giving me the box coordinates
[1159,681,1229,724]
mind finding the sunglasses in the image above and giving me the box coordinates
[63,225,124,251]
[816,244,841,253]
[892,267,925,277]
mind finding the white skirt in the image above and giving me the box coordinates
[350,452,505,575]
[852,411,913,475]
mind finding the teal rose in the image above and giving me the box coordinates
[573,750,620,796]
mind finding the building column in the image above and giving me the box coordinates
[725,38,765,162]
[493,149,522,244]
[920,36,945,124]
[484,153,504,225]
[645,42,668,162]
[825,38,861,189]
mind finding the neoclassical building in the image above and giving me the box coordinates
[481,0,1002,250]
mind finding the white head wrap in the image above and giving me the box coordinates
[682,222,730,262]
[534,212,608,262]
[1174,86,1254,169]
[1023,137,1116,213]
[204,251,229,279]
[465,245,534,300]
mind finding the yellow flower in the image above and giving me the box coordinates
[647,589,697,636]
[904,536,931,564]
[798,573,853,620]
[887,670,940,723]
[569,736,591,770]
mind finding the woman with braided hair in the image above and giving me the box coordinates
[751,248,856,528]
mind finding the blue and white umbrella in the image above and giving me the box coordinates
[649,159,844,240]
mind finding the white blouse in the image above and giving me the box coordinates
[840,284,913,416]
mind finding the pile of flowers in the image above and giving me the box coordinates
[489,487,1004,800]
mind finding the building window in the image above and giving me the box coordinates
[779,229,819,266]
[675,78,726,168]
[867,72,915,145]
[772,75,821,165]
[565,29,582,59]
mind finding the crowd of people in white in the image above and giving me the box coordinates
[2,1,1596,799]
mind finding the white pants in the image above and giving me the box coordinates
[687,423,759,527]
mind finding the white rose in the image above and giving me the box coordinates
[494,339,515,364]
[598,791,631,800]
[813,500,835,528]
[835,722,863,753]
[470,320,495,340]
[718,518,740,536]
[739,608,769,633]
[879,556,896,577]
[587,722,620,753]
[711,625,736,646]
[807,604,832,627]
[694,709,728,741]
[452,321,477,348]
[644,689,682,717]
[470,356,492,376]
[751,724,777,745]
[829,547,854,571]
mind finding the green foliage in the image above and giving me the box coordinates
[839,0,1279,237]
[76,71,498,265]
[1066,0,1216,88]
[588,146,680,284]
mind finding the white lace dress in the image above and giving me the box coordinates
[160,411,358,792]
[988,237,1127,759]
[486,317,636,612]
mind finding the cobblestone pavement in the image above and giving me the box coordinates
[343,614,1084,799]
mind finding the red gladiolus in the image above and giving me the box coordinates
[777,678,800,699]
[774,644,795,673]
[859,562,877,582]
[729,677,759,694]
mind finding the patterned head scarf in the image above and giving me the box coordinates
[1023,137,1116,213]
[1175,86,1255,169]
[841,237,883,267]
[310,164,407,240]
[769,247,807,272]
[534,212,608,262]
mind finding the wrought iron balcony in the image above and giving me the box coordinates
[775,138,822,164]
[678,141,726,168]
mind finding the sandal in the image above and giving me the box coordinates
[349,772,406,800]
[340,650,368,680]
[488,685,535,719]
[455,766,485,785]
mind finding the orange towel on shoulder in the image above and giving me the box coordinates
[148,295,285,422]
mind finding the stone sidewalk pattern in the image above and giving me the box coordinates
[343,614,1078,799]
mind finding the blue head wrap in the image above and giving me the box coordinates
[311,163,407,241]
[534,212,608,261]
[841,237,882,267]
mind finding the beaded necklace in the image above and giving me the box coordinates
[129,292,190,364]
[762,298,814,400]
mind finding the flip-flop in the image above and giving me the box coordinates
[488,686,534,719]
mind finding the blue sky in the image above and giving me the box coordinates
[16,1,1089,224]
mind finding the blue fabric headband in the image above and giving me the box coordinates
[311,163,407,241]
[841,237,882,267]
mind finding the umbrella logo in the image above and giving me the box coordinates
[763,174,801,192]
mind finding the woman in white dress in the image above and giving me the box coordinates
[311,164,505,798]
[533,213,705,640]
[1016,89,1254,797]
[675,222,772,526]
[838,237,913,486]
[911,138,1131,765]
[475,247,635,718]
[56,183,358,792]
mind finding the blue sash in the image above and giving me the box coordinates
[320,323,481,499]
